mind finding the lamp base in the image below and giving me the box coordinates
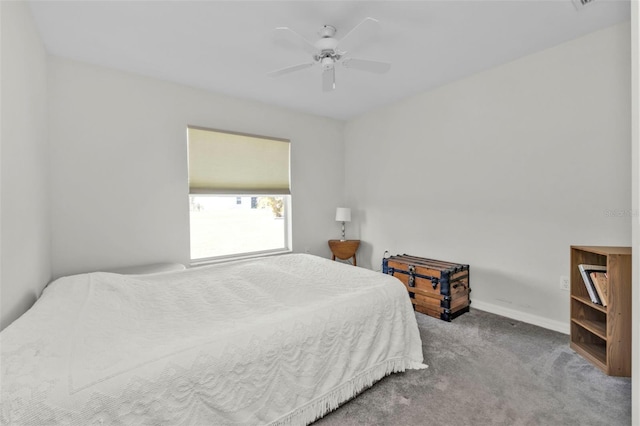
[341,222,346,241]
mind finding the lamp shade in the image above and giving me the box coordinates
[335,207,351,222]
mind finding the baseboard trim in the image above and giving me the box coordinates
[471,300,569,335]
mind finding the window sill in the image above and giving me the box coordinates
[190,249,292,268]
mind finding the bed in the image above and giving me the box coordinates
[1,254,426,425]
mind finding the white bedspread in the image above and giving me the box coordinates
[1,254,425,425]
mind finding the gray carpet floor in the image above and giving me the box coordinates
[316,309,631,426]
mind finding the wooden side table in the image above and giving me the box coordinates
[328,240,360,266]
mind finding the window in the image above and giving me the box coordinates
[187,127,291,262]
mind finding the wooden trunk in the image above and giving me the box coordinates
[383,254,470,321]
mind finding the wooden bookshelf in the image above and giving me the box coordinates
[569,246,632,376]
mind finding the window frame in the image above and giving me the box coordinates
[187,126,292,265]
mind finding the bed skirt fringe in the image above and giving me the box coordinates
[270,358,428,426]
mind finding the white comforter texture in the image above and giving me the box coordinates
[1,254,426,425]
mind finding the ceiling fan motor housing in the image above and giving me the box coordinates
[315,36,338,52]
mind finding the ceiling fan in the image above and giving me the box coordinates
[268,17,391,92]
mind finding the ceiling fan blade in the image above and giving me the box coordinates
[342,58,391,74]
[268,62,314,77]
[274,27,317,56]
[322,66,335,92]
[336,17,380,54]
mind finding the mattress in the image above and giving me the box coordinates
[0,254,426,425]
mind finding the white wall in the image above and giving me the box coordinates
[0,1,52,330]
[344,22,631,332]
[48,57,344,278]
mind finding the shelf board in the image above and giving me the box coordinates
[570,341,607,370]
[570,318,606,340]
[570,246,632,256]
[570,294,607,313]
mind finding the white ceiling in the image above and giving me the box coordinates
[28,0,630,121]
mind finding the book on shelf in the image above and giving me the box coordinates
[589,271,609,307]
[578,264,606,305]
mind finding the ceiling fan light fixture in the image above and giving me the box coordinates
[321,56,334,70]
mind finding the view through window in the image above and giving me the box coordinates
[189,195,288,260]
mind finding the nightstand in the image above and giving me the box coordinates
[328,240,360,266]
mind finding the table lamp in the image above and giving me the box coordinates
[335,207,351,241]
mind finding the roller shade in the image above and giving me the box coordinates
[188,127,290,195]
